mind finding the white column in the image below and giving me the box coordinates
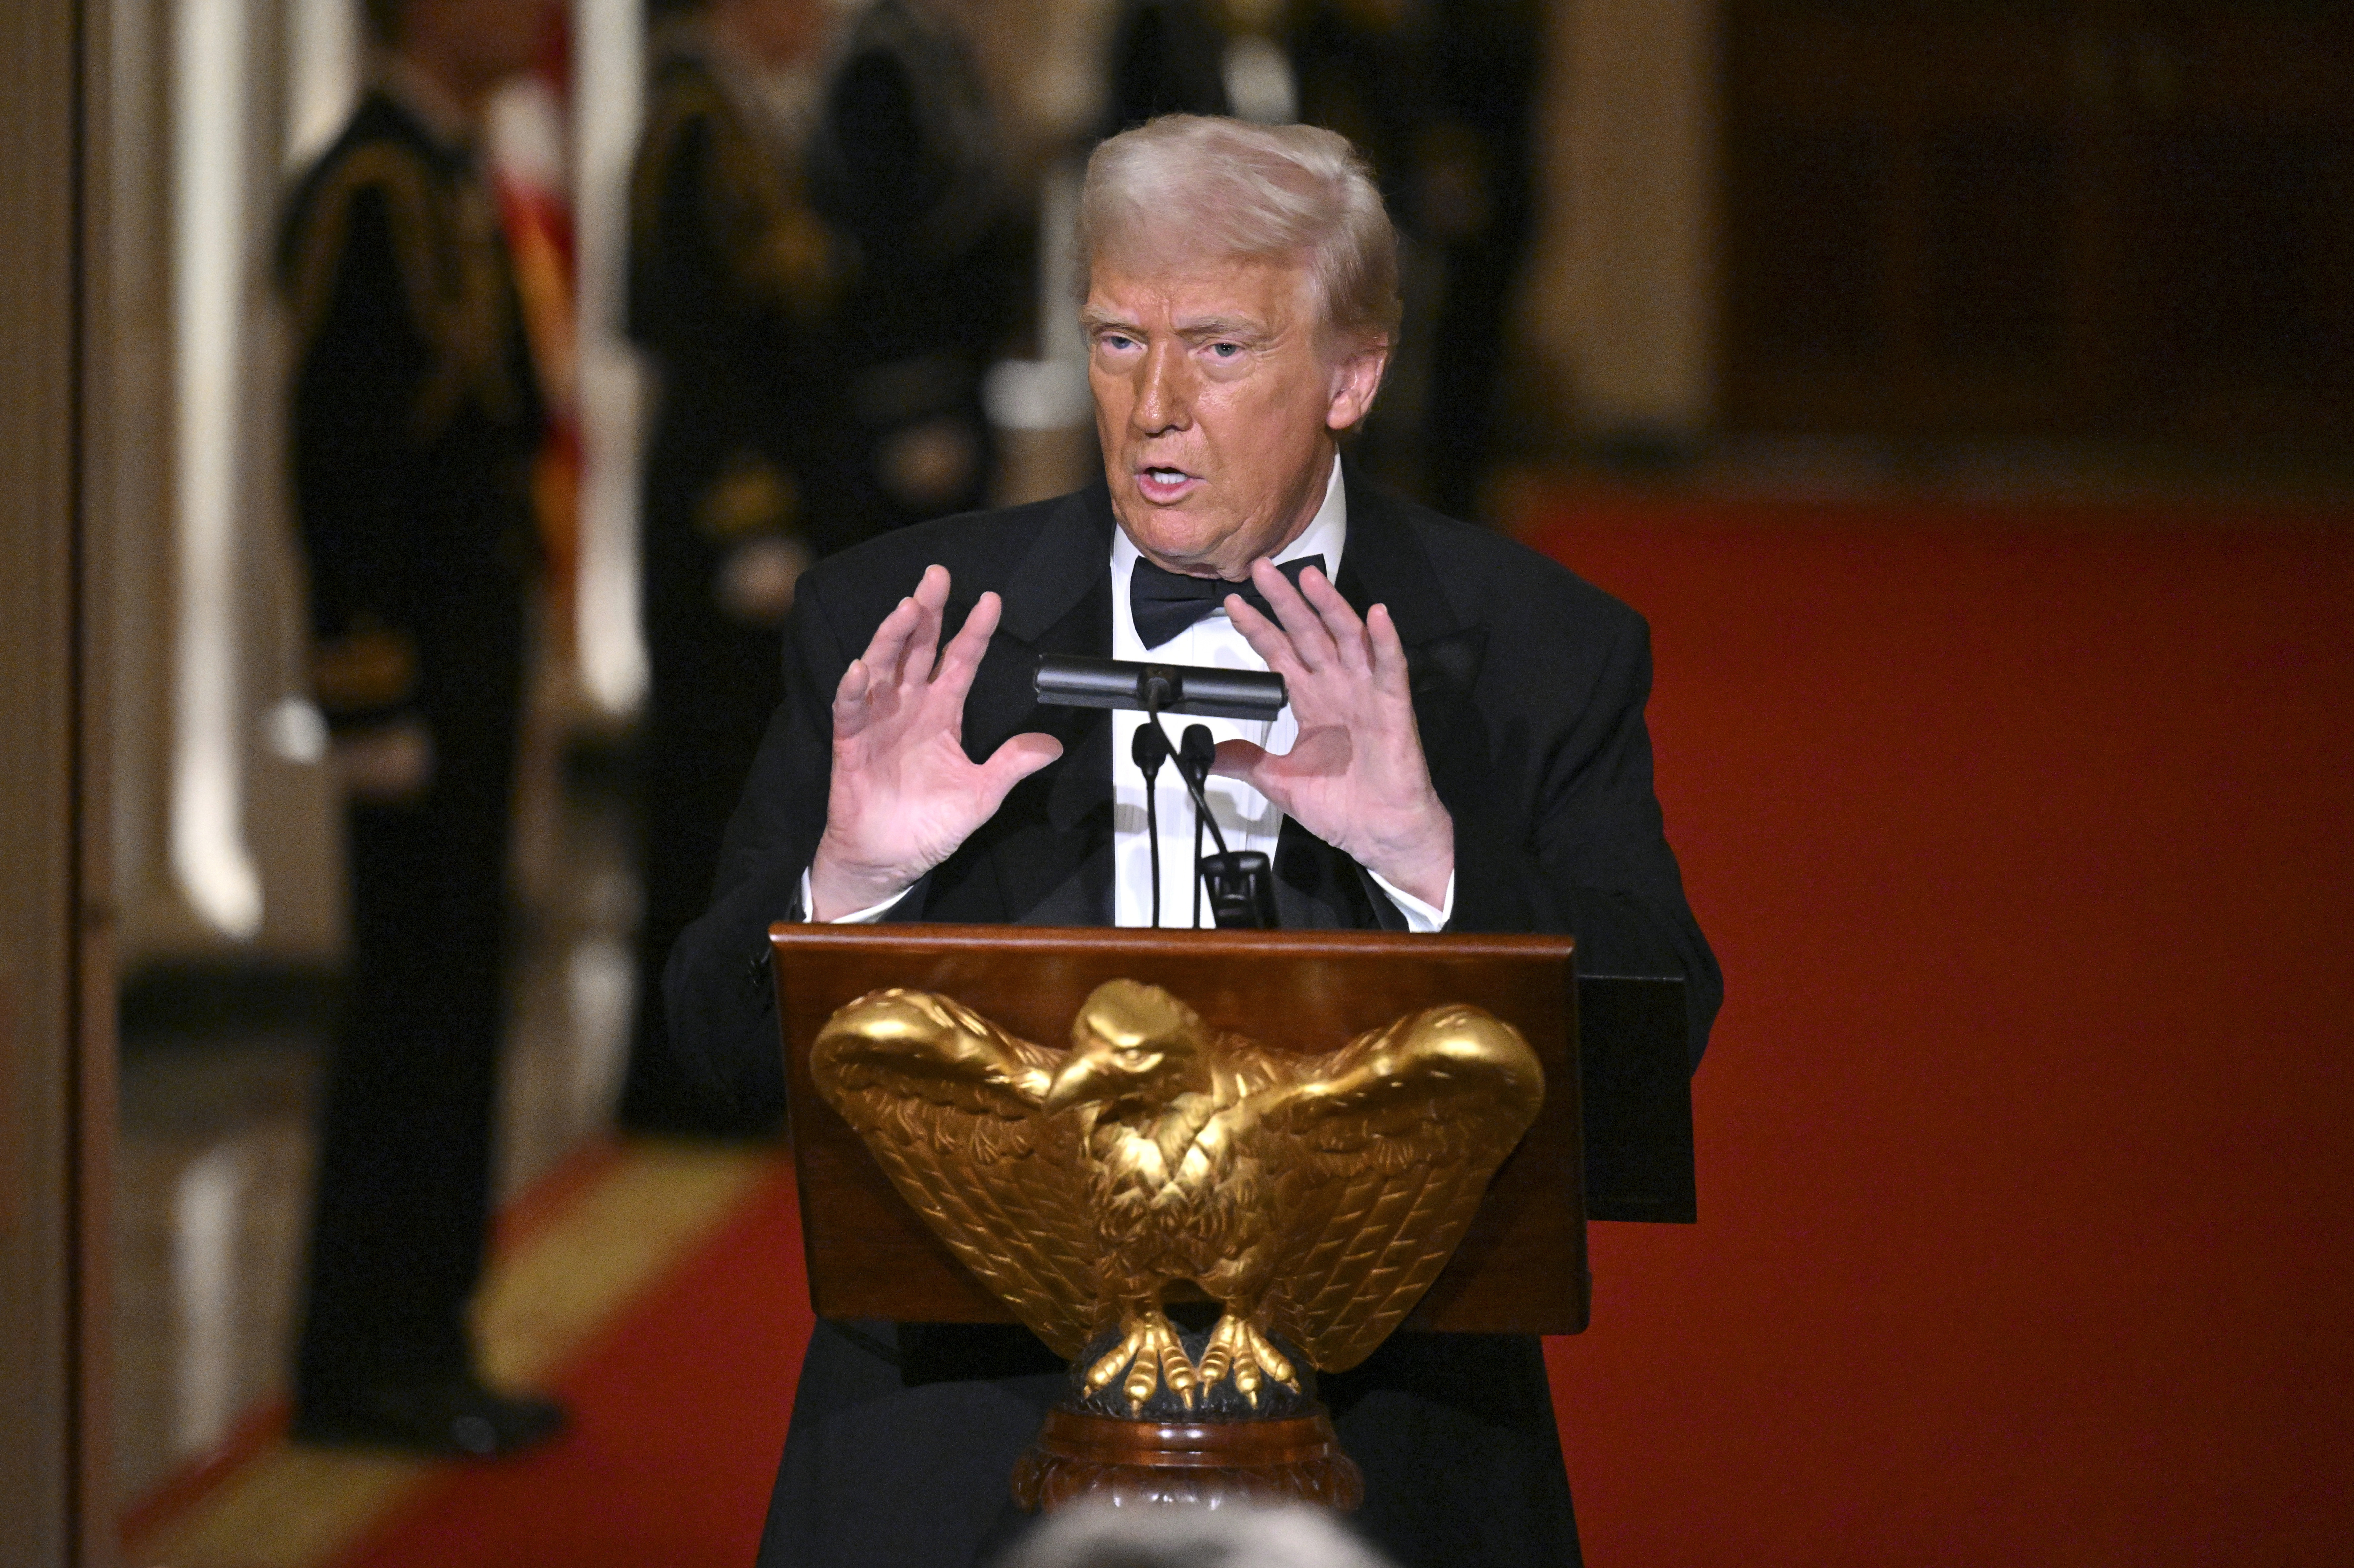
[168,0,264,939]
[573,0,651,716]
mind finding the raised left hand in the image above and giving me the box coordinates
[1212,560,1453,906]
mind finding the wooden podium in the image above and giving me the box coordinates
[770,924,1596,1508]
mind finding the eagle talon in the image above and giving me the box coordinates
[1087,1310,1196,1412]
[1199,1311,1297,1406]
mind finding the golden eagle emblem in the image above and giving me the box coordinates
[811,979,1544,1411]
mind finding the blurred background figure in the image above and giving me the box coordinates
[1102,0,1235,129]
[810,0,1032,532]
[1000,1502,1400,1568]
[1386,0,1542,520]
[619,0,854,1135]
[620,0,1028,1135]
[277,0,568,1454]
[1286,0,1542,518]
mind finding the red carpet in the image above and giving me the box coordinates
[333,1165,812,1568]
[335,489,2354,1565]
[1528,490,2354,1565]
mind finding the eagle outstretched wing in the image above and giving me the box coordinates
[811,988,1106,1358]
[1253,1004,1545,1372]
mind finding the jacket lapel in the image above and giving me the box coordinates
[936,485,1117,925]
[1330,461,1485,688]
[1276,463,1491,928]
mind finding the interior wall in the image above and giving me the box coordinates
[0,0,114,1558]
[1524,0,1720,439]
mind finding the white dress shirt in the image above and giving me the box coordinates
[1109,459,1450,929]
[808,457,1454,929]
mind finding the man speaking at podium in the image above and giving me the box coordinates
[671,115,1719,1568]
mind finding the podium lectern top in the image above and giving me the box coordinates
[772,924,1589,1338]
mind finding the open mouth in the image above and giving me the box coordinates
[1136,466,1198,502]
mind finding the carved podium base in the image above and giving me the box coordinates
[1011,1321,1364,1513]
[1012,1406,1365,1513]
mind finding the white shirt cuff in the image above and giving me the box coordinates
[797,867,910,925]
[1367,868,1455,933]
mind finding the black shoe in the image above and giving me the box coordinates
[292,1375,569,1458]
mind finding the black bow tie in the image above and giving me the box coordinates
[1129,555,1328,650]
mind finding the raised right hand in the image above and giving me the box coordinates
[807,565,1062,919]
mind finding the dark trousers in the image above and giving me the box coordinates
[757,1323,1583,1568]
[296,592,523,1396]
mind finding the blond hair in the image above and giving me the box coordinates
[1077,115,1402,352]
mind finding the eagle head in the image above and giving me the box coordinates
[1043,980,1213,1116]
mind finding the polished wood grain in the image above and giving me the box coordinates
[773,924,1589,1339]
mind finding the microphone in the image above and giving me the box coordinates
[1177,724,1215,785]
[1179,725,1214,928]
[1035,654,1285,720]
[1132,725,1169,928]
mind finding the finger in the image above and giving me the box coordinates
[1206,737,1274,791]
[1249,558,1339,671]
[933,589,1004,702]
[1221,593,1305,679]
[972,731,1065,809]
[912,561,951,611]
[860,591,925,687]
[831,657,875,732]
[1366,602,1413,696]
[903,564,951,680]
[1296,564,1371,673]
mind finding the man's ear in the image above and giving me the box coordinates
[1325,338,1391,431]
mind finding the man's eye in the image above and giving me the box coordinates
[1100,333,1138,353]
[1207,342,1242,359]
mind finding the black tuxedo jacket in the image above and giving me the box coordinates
[676,466,1717,1566]
[666,464,1719,1121]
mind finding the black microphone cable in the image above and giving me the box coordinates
[1131,723,1170,927]
[1141,675,1275,928]
[1192,808,1206,928]
[1143,689,1232,863]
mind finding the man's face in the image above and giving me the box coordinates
[1084,252,1385,580]
[719,0,827,70]
[414,0,553,92]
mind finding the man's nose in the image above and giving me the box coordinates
[1131,339,1192,434]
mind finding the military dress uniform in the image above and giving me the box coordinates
[1288,0,1543,518]
[278,82,552,1442]
[620,29,861,1134]
[806,0,1027,534]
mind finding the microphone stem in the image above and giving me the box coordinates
[1145,766,1161,927]
[1191,810,1205,928]
[1145,695,1230,858]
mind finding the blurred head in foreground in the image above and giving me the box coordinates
[1000,1502,1399,1568]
